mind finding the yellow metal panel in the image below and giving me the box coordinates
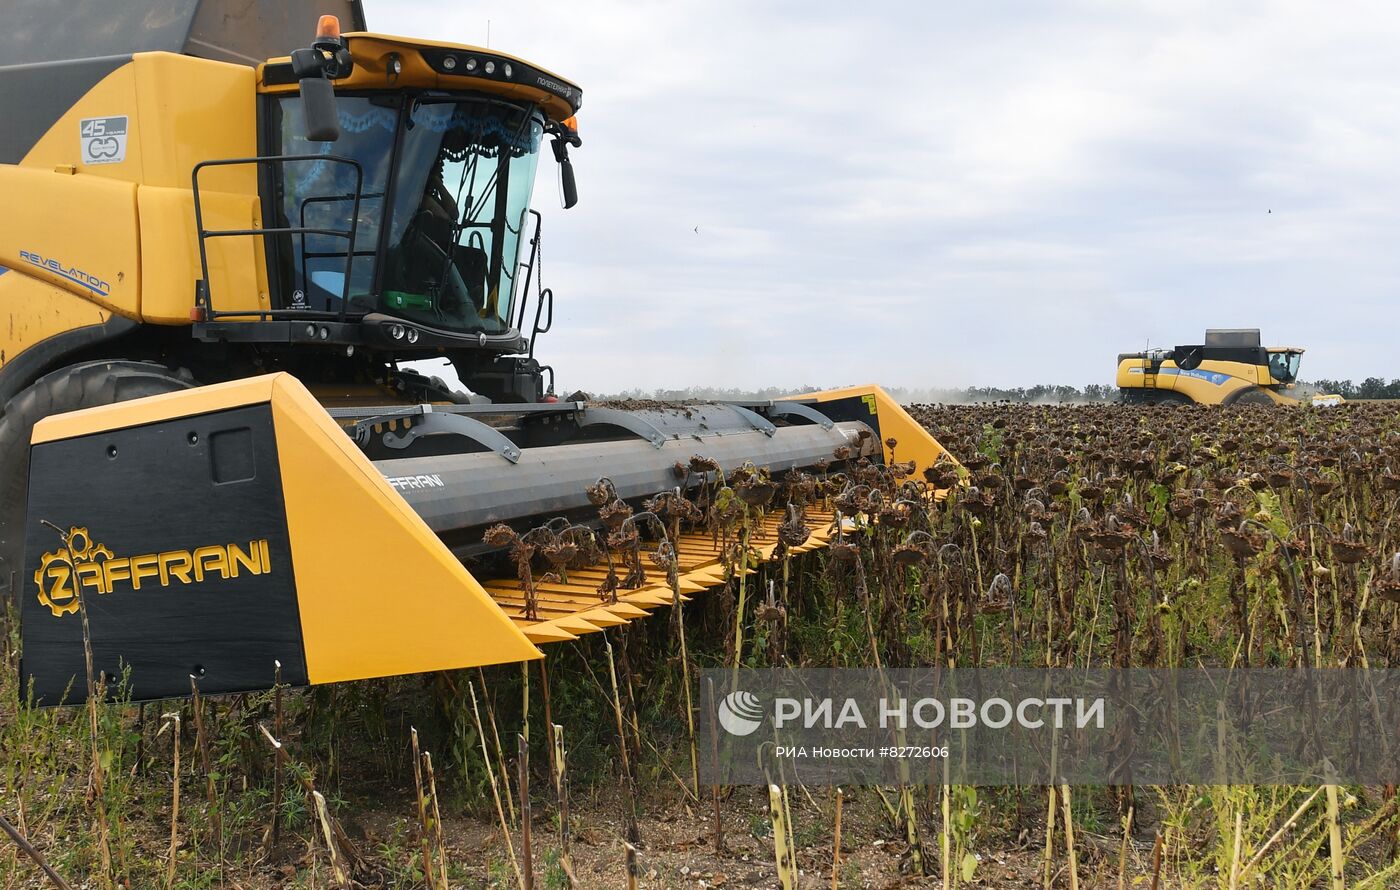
[1192,359,1267,385]
[1114,358,1181,391]
[19,63,144,177]
[18,54,254,188]
[684,570,725,585]
[1169,360,1259,405]
[1168,372,1248,406]
[12,53,265,326]
[0,167,140,317]
[485,581,611,603]
[574,609,628,628]
[132,54,265,322]
[138,186,269,323]
[131,54,257,191]
[540,616,605,636]
[0,274,111,374]
[1118,357,1271,405]
[524,624,578,644]
[267,374,541,681]
[32,375,279,444]
[1115,359,1143,390]
[802,385,958,481]
[621,590,680,607]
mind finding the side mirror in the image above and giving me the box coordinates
[558,153,578,209]
[551,137,578,209]
[290,16,353,143]
[297,75,340,142]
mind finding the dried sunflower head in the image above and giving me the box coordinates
[892,544,928,567]
[484,523,520,550]
[1220,526,1265,560]
[735,477,777,507]
[599,499,633,530]
[1328,538,1371,565]
[586,477,618,506]
[829,541,859,562]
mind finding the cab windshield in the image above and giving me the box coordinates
[1268,351,1302,383]
[272,95,544,336]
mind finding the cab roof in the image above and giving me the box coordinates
[259,32,582,122]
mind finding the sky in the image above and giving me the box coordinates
[378,0,1400,393]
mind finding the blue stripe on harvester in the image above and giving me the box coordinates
[1159,367,1231,386]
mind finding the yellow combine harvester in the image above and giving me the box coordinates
[0,1,955,703]
[1116,328,1341,406]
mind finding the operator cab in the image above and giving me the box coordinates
[267,94,543,344]
[1266,348,1303,384]
[191,19,582,401]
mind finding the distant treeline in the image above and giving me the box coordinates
[593,384,1121,404]
[1310,378,1400,399]
[595,381,1399,404]
[884,384,1121,404]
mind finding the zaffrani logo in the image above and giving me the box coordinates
[34,525,273,619]
[717,690,765,736]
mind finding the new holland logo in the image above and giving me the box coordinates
[34,526,273,618]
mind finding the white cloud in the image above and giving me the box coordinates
[379,0,1400,393]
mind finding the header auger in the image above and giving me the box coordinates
[1,1,956,703]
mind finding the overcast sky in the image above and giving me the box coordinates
[379,0,1399,393]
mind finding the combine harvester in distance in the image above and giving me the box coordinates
[1116,328,1342,406]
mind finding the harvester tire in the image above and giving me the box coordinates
[1123,390,1190,406]
[1227,388,1275,407]
[1147,392,1191,407]
[0,361,195,610]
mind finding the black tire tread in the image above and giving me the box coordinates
[1226,387,1275,407]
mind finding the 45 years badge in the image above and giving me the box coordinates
[79,116,128,165]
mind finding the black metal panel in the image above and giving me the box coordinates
[0,1,195,67]
[799,396,884,453]
[0,0,366,68]
[187,0,366,66]
[764,400,835,430]
[192,319,364,344]
[417,48,583,114]
[19,404,306,705]
[379,411,522,463]
[0,0,367,163]
[0,56,129,165]
[1171,344,1268,367]
[1204,328,1261,348]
